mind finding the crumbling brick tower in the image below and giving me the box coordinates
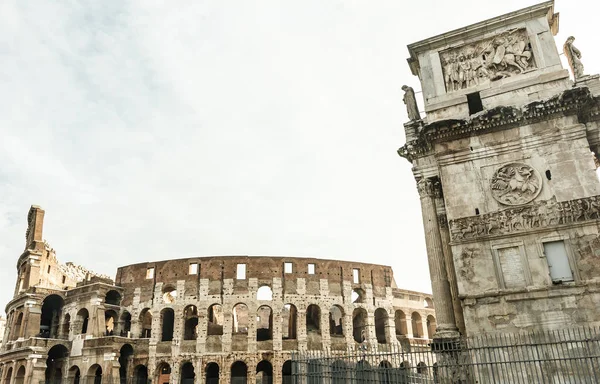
[399,0,600,339]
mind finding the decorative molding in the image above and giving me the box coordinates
[449,196,600,241]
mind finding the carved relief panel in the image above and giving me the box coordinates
[440,28,536,93]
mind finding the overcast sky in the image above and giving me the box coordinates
[1,1,598,315]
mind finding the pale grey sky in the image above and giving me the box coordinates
[1,1,598,314]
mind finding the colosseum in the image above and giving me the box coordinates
[0,206,436,384]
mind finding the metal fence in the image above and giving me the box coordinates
[291,326,600,383]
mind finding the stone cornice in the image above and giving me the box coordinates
[398,87,600,163]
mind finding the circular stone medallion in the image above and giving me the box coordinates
[490,163,542,206]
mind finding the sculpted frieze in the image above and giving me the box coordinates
[490,163,542,206]
[449,196,600,241]
[440,29,535,93]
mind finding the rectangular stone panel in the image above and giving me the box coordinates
[498,246,526,288]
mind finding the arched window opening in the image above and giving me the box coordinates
[14,365,26,384]
[120,311,132,337]
[156,363,171,384]
[62,314,71,339]
[399,361,410,371]
[352,308,368,343]
[162,286,177,304]
[355,361,373,383]
[13,312,24,340]
[76,308,89,335]
[411,312,423,338]
[424,298,434,308]
[119,344,134,384]
[378,361,393,384]
[256,286,273,301]
[281,304,297,340]
[427,315,437,339]
[374,308,389,344]
[231,361,248,384]
[207,304,224,336]
[184,305,199,340]
[46,345,69,384]
[394,310,408,338]
[133,366,148,384]
[256,361,273,384]
[105,290,121,306]
[256,306,273,342]
[329,306,344,336]
[417,362,428,374]
[161,308,175,341]
[4,367,13,384]
[307,360,321,384]
[180,362,195,384]
[86,365,102,384]
[306,305,321,334]
[281,361,293,384]
[105,310,118,336]
[331,360,346,384]
[232,304,249,334]
[40,294,64,338]
[205,363,219,384]
[68,366,80,384]
[351,288,365,304]
[140,309,152,338]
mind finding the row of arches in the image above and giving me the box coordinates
[141,305,436,343]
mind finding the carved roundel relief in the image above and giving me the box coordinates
[490,163,542,206]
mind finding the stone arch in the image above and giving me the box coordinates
[255,360,272,384]
[256,285,273,301]
[119,344,134,384]
[41,294,64,338]
[411,312,423,338]
[13,312,24,339]
[281,361,292,384]
[426,315,437,338]
[139,308,152,338]
[378,361,393,384]
[75,308,89,335]
[256,305,273,342]
[133,365,148,384]
[352,308,368,343]
[14,365,26,384]
[160,308,175,341]
[306,304,321,334]
[205,362,219,384]
[67,365,81,384]
[355,360,373,383]
[119,311,132,336]
[329,305,344,336]
[4,367,13,384]
[351,288,366,303]
[162,285,177,304]
[180,362,195,384]
[230,361,248,384]
[207,304,223,336]
[46,344,69,384]
[331,360,347,384]
[183,305,198,340]
[307,360,321,384]
[232,303,249,334]
[104,309,118,336]
[417,362,428,374]
[86,364,103,384]
[105,290,121,306]
[156,362,171,384]
[394,310,407,338]
[282,304,297,339]
[424,297,434,308]
[374,308,389,344]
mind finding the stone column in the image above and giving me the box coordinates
[416,178,459,339]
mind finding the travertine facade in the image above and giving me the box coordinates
[399,0,600,337]
[0,206,435,384]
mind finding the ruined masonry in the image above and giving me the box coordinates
[0,206,434,384]
[399,0,600,338]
